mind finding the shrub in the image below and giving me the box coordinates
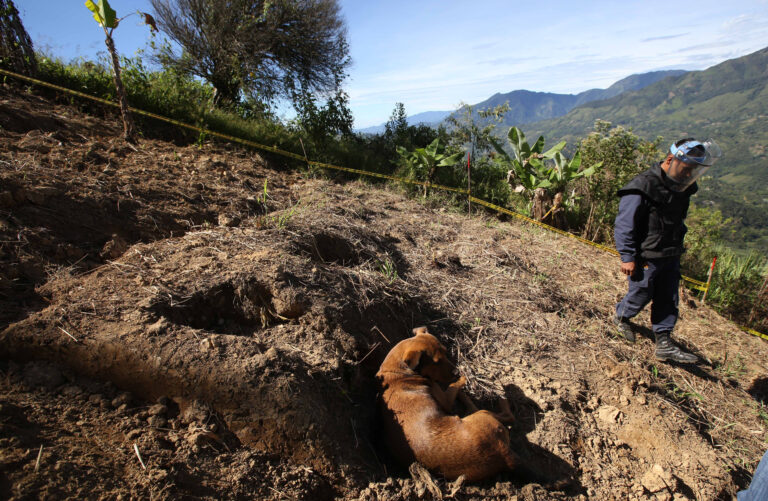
[576,120,662,242]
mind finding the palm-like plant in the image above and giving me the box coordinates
[85,0,157,143]
[492,127,601,218]
[397,138,464,196]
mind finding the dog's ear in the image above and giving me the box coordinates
[412,326,428,336]
[402,348,423,370]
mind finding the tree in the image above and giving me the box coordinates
[292,87,353,143]
[150,0,350,108]
[577,120,662,241]
[445,101,509,161]
[385,102,409,147]
[85,0,157,143]
[0,0,36,75]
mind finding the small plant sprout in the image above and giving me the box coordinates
[378,258,398,284]
[258,179,270,211]
[84,0,157,143]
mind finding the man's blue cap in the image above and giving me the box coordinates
[670,139,707,165]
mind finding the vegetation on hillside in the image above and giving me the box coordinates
[526,46,768,252]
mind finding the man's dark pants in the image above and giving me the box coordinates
[615,256,680,333]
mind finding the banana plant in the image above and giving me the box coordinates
[397,138,464,196]
[492,126,601,223]
[84,0,157,143]
[491,126,566,192]
[548,150,601,192]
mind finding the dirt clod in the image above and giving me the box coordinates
[642,464,677,493]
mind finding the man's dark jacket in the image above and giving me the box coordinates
[616,162,697,259]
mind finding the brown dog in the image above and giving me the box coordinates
[376,326,527,482]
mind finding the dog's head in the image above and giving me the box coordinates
[394,326,456,383]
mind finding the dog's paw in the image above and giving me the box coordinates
[450,375,467,388]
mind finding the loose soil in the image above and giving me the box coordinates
[1,84,767,500]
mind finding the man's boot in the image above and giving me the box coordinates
[613,314,635,343]
[655,331,698,364]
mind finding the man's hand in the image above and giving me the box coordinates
[621,260,636,276]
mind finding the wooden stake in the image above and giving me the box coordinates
[702,256,717,303]
[299,138,310,170]
[466,152,471,216]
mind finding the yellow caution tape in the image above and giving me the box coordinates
[2,67,764,341]
[740,326,768,342]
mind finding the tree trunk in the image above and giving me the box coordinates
[547,192,568,230]
[424,165,437,197]
[104,33,137,144]
[532,188,552,221]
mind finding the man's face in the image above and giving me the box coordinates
[666,158,697,183]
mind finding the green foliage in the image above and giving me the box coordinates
[682,203,768,330]
[290,87,353,145]
[490,126,598,225]
[492,126,598,194]
[36,54,303,152]
[378,258,398,284]
[385,102,409,147]
[707,251,768,332]
[150,0,349,109]
[681,204,731,269]
[714,353,746,379]
[466,155,515,207]
[82,0,157,142]
[550,150,600,191]
[396,138,464,195]
[576,121,662,241]
[445,101,510,159]
[85,0,117,29]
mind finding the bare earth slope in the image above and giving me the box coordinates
[1,85,767,500]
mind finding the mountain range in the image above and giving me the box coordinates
[358,70,686,134]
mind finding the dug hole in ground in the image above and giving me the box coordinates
[1,84,767,500]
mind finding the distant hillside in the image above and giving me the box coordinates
[466,70,687,127]
[525,46,768,250]
[357,70,686,134]
[573,70,689,106]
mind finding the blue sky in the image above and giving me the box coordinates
[20,0,768,128]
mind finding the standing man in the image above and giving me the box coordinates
[613,138,722,363]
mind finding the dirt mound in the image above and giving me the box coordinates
[2,84,768,500]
